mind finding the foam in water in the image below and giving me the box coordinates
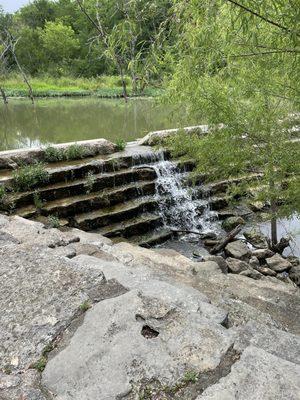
[132,148,217,234]
[152,159,215,232]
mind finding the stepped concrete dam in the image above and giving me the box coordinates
[0,127,299,400]
[0,126,265,248]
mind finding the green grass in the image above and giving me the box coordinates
[0,75,163,98]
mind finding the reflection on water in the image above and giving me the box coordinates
[0,97,194,151]
[259,214,300,257]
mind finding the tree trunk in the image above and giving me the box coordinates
[271,213,278,246]
[118,67,128,102]
[0,86,8,104]
[269,178,278,246]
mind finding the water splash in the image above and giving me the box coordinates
[152,160,206,231]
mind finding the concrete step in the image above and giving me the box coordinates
[4,167,157,210]
[95,213,162,238]
[130,229,174,247]
[14,181,156,219]
[73,197,158,231]
[199,173,263,197]
[209,195,231,211]
[0,147,166,187]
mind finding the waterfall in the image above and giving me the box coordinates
[131,144,218,235]
[152,159,215,233]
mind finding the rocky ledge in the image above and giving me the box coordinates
[0,215,299,400]
[0,138,117,169]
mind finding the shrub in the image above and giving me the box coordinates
[44,146,65,162]
[115,139,126,151]
[65,143,86,160]
[13,163,49,192]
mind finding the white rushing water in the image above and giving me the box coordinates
[151,159,216,233]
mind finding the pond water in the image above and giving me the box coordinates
[258,215,300,257]
[0,97,195,151]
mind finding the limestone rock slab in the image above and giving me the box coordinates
[42,290,234,400]
[0,243,106,371]
[197,346,300,400]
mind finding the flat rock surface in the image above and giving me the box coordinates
[43,290,234,400]
[0,215,299,400]
[197,346,300,400]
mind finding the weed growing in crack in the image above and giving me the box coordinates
[48,215,60,228]
[115,139,126,151]
[33,191,44,210]
[0,185,5,202]
[84,171,96,194]
[44,146,65,162]
[65,143,86,160]
[42,343,54,357]
[3,365,12,375]
[182,370,198,384]
[31,356,47,372]
[80,300,91,312]
[13,163,49,192]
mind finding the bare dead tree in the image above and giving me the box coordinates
[0,29,34,104]
[0,35,10,104]
[6,30,34,104]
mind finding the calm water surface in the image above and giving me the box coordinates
[259,215,300,257]
[0,97,194,151]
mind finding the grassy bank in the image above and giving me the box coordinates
[0,75,163,98]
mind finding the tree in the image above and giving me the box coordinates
[76,0,171,97]
[15,26,45,75]
[40,21,80,74]
[17,0,56,29]
[167,0,300,247]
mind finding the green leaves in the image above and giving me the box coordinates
[166,0,300,222]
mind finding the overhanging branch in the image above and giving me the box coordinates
[225,0,299,37]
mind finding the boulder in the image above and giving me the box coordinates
[276,272,295,285]
[205,255,228,273]
[252,248,274,260]
[225,240,250,259]
[289,265,300,286]
[222,216,245,231]
[226,257,250,274]
[239,268,263,280]
[138,125,209,146]
[254,266,277,277]
[243,229,269,249]
[266,253,293,272]
[249,256,260,268]
[287,256,300,267]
